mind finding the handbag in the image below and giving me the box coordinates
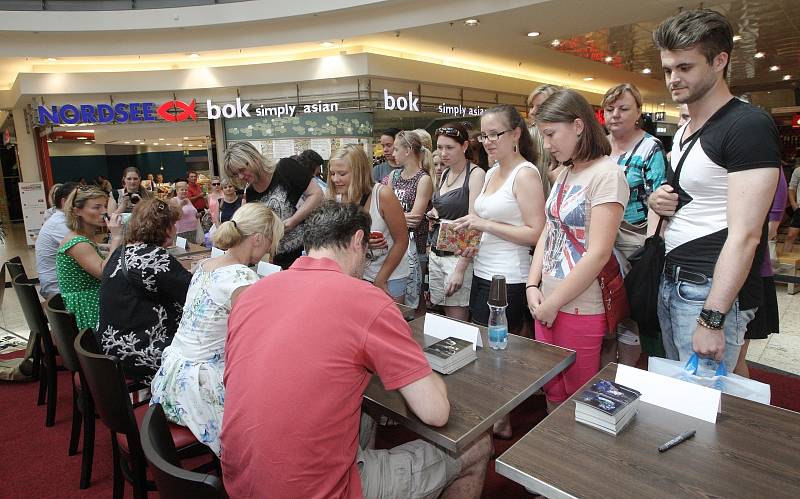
[555,170,629,335]
[624,128,703,332]
[648,353,771,405]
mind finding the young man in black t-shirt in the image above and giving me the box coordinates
[649,9,780,370]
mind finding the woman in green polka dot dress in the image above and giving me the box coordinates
[56,186,123,331]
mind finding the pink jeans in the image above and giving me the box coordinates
[535,311,607,403]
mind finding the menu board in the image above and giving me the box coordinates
[272,139,296,160]
[19,181,46,246]
[308,138,332,160]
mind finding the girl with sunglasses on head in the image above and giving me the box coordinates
[427,123,486,321]
[527,89,628,412]
[454,105,545,439]
[57,186,123,331]
[329,144,410,301]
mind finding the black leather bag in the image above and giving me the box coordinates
[624,220,666,332]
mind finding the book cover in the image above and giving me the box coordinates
[575,379,641,416]
[424,337,474,361]
[435,220,482,253]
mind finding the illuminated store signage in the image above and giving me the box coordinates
[37,99,197,125]
[437,103,485,117]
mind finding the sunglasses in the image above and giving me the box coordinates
[211,182,220,186]
[435,127,465,140]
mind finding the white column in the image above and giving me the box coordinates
[12,106,41,182]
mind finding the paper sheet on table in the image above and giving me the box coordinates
[211,247,225,258]
[175,236,188,250]
[616,364,720,423]
[257,261,281,278]
[422,313,482,349]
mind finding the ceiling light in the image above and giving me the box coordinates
[166,143,172,146]
[46,139,53,143]
[464,19,479,27]
[152,142,159,145]
[183,137,189,140]
[85,141,92,144]
[604,56,613,63]
[158,137,164,140]
[178,143,183,146]
[732,35,742,42]
[124,141,130,144]
[769,65,780,71]
[583,77,594,81]
[659,102,665,106]
[527,31,540,38]
[550,39,561,47]
[784,75,792,81]
[754,52,765,59]
[188,53,200,59]
[46,57,57,62]
[76,136,87,140]
[320,41,334,47]
[641,68,652,74]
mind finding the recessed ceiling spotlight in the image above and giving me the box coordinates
[152,142,159,145]
[769,65,780,71]
[189,53,200,58]
[158,137,164,140]
[527,31,540,37]
[320,41,334,47]
[732,35,742,42]
[464,19,479,27]
[47,139,53,143]
[659,102,665,106]
[784,75,792,81]
[166,143,172,146]
[76,136,87,140]
[754,52,765,59]
[641,68,652,74]
[85,141,93,145]
[550,39,561,47]
[46,57,57,62]
[183,136,189,140]
[178,143,183,146]
[604,56,613,63]
[583,77,594,81]
[124,141,130,144]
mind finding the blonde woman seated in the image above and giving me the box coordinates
[150,203,283,456]
[328,144,410,301]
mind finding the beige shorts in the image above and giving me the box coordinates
[357,412,460,499]
[428,252,473,307]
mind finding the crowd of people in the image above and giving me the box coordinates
[29,8,787,498]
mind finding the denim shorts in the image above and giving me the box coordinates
[386,277,408,299]
[658,272,755,371]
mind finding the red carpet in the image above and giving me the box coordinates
[1,348,798,498]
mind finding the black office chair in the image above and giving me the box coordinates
[141,404,227,499]
[45,295,95,489]
[74,330,211,499]
[12,273,57,426]
[2,256,39,379]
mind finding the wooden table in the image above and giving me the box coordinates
[496,363,800,499]
[363,315,575,453]
[170,244,211,270]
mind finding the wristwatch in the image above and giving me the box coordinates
[697,309,726,330]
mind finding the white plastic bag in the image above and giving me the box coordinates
[648,354,771,405]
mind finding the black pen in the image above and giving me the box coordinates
[658,430,696,452]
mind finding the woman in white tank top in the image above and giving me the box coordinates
[327,144,410,302]
[454,105,546,440]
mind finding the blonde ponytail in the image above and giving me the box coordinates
[212,203,284,254]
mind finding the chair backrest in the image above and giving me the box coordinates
[11,274,52,351]
[44,294,81,373]
[5,256,29,281]
[141,404,226,499]
[74,329,138,438]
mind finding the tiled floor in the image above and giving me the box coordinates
[1,222,797,375]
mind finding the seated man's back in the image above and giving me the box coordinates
[222,256,431,498]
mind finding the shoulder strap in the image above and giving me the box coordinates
[652,127,704,236]
[622,136,647,169]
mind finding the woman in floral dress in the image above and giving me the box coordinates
[150,203,283,456]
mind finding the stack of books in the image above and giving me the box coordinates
[574,379,641,435]
[423,337,477,375]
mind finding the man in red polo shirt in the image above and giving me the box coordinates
[186,170,207,211]
[221,201,491,498]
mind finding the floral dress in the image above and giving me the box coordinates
[150,262,258,456]
[56,235,102,331]
[96,244,192,382]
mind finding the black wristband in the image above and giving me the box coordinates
[526,283,540,289]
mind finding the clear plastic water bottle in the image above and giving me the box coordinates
[488,275,509,350]
[488,304,509,350]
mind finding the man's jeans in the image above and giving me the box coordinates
[658,271,756,371]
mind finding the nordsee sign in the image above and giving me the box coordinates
[37,99,197,125]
